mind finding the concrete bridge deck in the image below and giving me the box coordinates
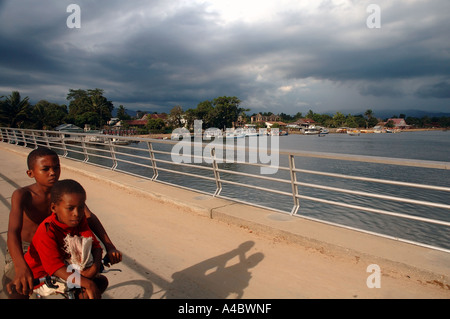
[0,142,449,299]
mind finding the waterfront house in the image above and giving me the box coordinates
[126,113,169,129]
[250,113,281,125]
[286,118,316,132]
[381,118,410,129]
[265,121,287,129]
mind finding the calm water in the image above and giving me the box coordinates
[66,130,450,250]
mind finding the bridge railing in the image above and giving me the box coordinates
[1,127,449,252]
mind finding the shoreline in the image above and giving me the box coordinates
[135,127,446,139]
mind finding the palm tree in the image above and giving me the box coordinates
[364,109,374,128]
[0,91,32,127]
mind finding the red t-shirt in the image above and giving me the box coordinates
[24,212,101,280]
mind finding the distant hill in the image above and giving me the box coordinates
[112,107,449,120]
[111,108,137,118]
[349,109,450,119]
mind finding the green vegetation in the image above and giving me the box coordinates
[66,89,114,128]
[183,96,247,130]
[1,90,449,130]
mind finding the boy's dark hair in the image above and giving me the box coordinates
[27,147,59,169]
[51,179,86,204]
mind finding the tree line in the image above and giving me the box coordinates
[1,90,448,131]
[0,89,114,130]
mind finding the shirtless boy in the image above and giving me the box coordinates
[4,147,122,298]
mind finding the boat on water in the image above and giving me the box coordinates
[204,128,223,139]
[318,127,329,134]
[110,138,131,145]
[347,130,361,136]
[303,125,321,135]
[225,129,246,139]
[386,129,401,133]
[84,135,105,143]
[244,128,259,137]
[373,125,383,133]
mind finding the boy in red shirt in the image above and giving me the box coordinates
[4,147,121,298]
[24,179,108,299]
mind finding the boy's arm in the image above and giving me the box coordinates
[80,247,103,279]
[53,266,101,299]
[84,205,122,265]
[6,189,34,296]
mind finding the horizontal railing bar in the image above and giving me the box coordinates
[295,194,450,227]
[159,152,212,163]
[295,181,450,209]
[216,168,291,184]
[155,166,216,182]
[112,153,153,163]
[293,168,450,192]
[152,158,215,172]
[86,153,115,162]
[218,178,293,197]
[280,148,450,170]
[111,157,153,168]
[107,149,149,160]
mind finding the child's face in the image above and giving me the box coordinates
[27,155,61,188]
[52,193,86,227]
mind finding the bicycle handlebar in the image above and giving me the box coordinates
[32,276,59,288]
[32,256,114,288]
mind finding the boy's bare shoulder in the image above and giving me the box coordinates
[13,184,33,195]
[11,184,37,202]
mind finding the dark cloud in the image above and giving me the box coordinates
[415,81,450,99]
[358,83,404,98]
[1,0,449,115]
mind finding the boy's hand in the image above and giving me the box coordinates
[105,248,122,266]
[80,263,99,279]
[7,267,34,296]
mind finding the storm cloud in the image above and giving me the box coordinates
[0,0,449,115]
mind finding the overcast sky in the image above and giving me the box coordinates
[0,0,449,116]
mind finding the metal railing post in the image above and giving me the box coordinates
[31,131,37,148]
[43,132,50,149]
[60,133,68,157]
[21,130,26,147]
[81,139,89,163]
[5,128,11,143]
[12,129,18,145]
[6,128,11,143]
[289,154,300,216]
[211,147,222,197]
[147,141,158,180]
[108,138,118,170]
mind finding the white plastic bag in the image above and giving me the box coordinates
[63,234,93,270]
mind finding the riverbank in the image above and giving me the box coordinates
[135,127,446,139]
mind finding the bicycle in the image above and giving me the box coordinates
[32,255,121,299]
